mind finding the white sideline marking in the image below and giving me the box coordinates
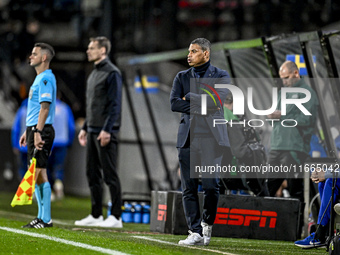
[0,211,70,226]
[0,226,129,255]
[133,235,238,255]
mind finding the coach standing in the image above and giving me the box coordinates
[170,38,231,245]
[75,36,123,228]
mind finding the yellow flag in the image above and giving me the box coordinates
[11,158,36,207]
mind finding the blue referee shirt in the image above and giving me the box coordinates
[26,69,56,126]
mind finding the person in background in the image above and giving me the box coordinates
[295,170,340,248]
[267,60,319,236]
[20,42,56,229]
[11,98,29,179]
[75,36,123,228]
[47,97,75,200]
[12,97,75,200]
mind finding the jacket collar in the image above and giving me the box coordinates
[191,63,215,78]
[95,57,109,69]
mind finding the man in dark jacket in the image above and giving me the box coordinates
[170,38,231,246]
[75,36,123,228]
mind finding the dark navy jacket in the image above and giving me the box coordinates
[170,64,231,148]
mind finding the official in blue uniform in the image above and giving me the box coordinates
[20,42,56,229]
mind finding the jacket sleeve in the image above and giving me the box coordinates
[294,89,319,127]
[82,120,87,132]
[170,74,191,114]
[283,88,319,127]
[103,71,122,132]
[214,72,231,108]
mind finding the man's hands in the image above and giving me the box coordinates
[311,168,326,183]
[97,130,111,147]
[19,129,45,151]
[267,110,281,119]
[19,131,27,148]
[78,129,87,147]
[34,132,45,150]
[78,129,111,147]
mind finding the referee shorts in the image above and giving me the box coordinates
[26,125,55,169]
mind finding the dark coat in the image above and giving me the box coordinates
[170,64,231,148]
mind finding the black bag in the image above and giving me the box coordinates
[227,124,266,166]
[329,234,340,255]
[224,122,268,196]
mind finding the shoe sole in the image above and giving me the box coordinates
[294,243,326,249]
[204,237,211,246]
[96,225,123,228]
[178,243,204,246]
[75,223,101,226]
[34,225,53,229]
[75,221,103,226]
[22,225,35,228]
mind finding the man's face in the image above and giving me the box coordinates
[29,47,43,67]
[279,66,300,87]
[86,41,104,62]
[187,44,209,67]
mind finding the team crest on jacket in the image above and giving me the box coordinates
[43,80,47,85]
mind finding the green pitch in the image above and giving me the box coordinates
[0,192,325,255]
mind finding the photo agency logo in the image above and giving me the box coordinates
[199,82,223,115]
[200,84,312,128]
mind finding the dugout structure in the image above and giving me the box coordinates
[116,30,340,235]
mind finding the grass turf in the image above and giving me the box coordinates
[0,191,327,255]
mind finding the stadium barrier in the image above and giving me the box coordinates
[150,190,301,241]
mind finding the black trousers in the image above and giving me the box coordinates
[267,150,307,203]
[27,125,55,169]
[178,137,222,235]
[267,150,307,237]
[86,132,122,218]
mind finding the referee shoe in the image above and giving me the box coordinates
[34,220,53,229]
[22,217,41,228]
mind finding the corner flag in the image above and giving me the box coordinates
[11,157,36,207]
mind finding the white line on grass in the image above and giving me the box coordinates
[133,235,238,255]
[0,210,71,226]
[0,226,129,255]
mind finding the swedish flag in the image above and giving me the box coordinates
[286,55,316,76]
[134,75,159,93]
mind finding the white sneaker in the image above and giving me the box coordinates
[74,215,103,226]
[201,222,213,245]
[96,215,123,228]
[54,179,64,200]
[178,231,204,245]
[335,203,340,215]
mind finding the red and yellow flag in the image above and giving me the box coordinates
[11,158,36,207]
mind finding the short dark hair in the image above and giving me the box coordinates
[190,38,211,53]
[34,42,55,61]
[90,36,111,55]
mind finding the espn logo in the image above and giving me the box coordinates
[214,208,277,228]
[157,204,167,221]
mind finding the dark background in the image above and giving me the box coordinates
[1,0,340,121]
